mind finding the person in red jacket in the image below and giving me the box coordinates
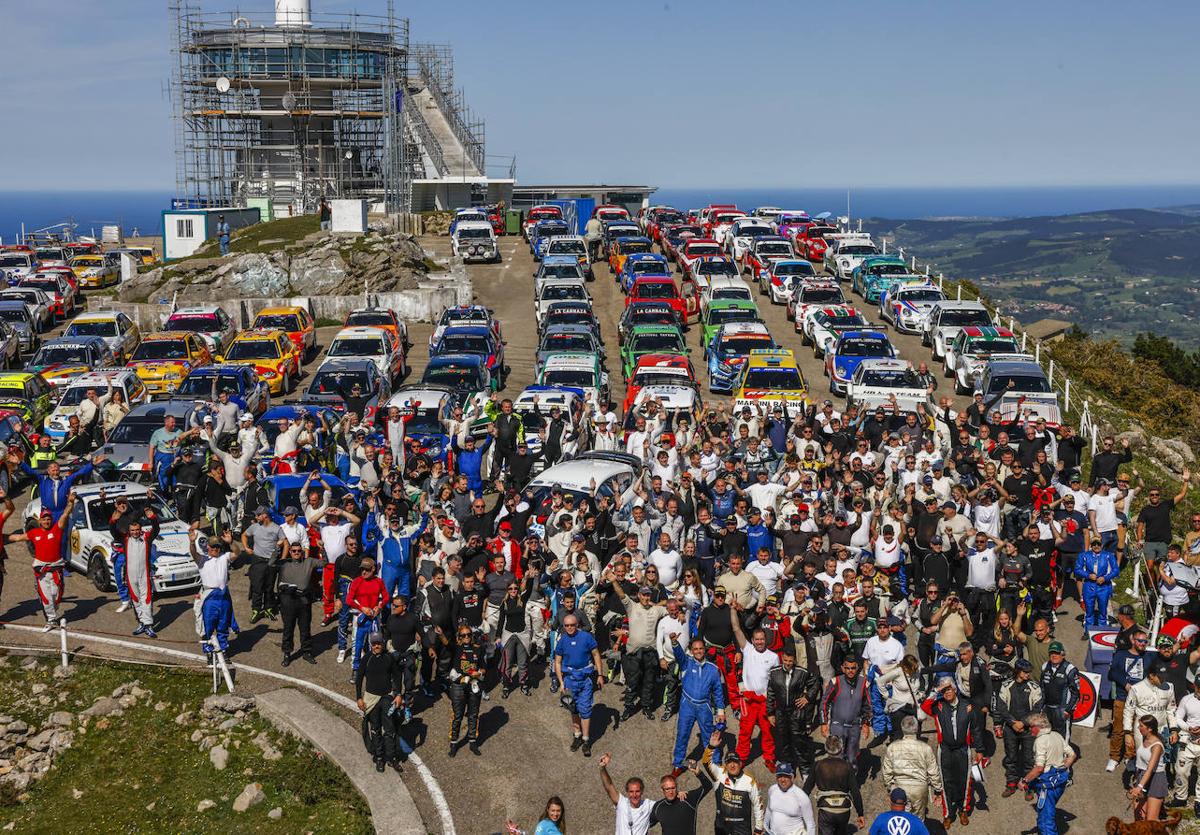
[345,557,390,681]
[7,492,76,631]
[487,520,523,578]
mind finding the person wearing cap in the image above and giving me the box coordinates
[880,714,941,822]
[920,675,980,828]
[1107,627,1150,771]
[766,642,821,781]
[354,630,405,772]
[345,556,390,682]
[241,504,286,623]
[608,567,668,721]
[1039,641,1080,743]
[1152,631,1191,702]
[1072,534,1119,633]
[862,616,906,743]
[994,657,1046,795]
[867,785,929,835]
[273,533,320,667]
[700,727,765,835]
[696,585,743,713]
[1087,475,1126,558]
[1016,711,1075,835]
[762,760,814,835]
[1125,662,1179,755]
[8,492,75,631]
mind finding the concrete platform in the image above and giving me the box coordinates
[256,687,425,835]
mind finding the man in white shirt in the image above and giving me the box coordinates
[599,753,653,835]
[1171,677,1200,810]
[732,604,780,769]
[647,532,684,589]
[973,491,1002,538]
[189,528,236,656]
[1088,479,1125,553]
[863,617,905,673]
[746,469,788,517]
[765,764,815,835]
[747,548,786,598]
[655,599,690,721]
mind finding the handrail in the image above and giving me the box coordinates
[403,93,447,176]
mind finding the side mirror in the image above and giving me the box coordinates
[214,355,223,363]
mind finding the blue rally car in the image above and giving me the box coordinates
[823,329,896,395]
[171,363,271,419]
[705,321,776,394]
[618,252,672,293]
[530,219,573,260]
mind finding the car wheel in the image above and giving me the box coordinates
[944,363,954,378]
[88,552,112,592]
[955,377,971,396]
[800,328,811,347]
[281,369,291,394]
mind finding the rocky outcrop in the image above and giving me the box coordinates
[118,230,438,305]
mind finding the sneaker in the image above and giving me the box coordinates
[250,610,263,624]
[115,601,129,613]
[131,624,146,636]
[1105,759,1119,772]
[282,655,291,668]
[959,812,969,826]
[501,687,512,700]
[620,706,639,722]
[661,709,675,722]
[144,628,158,639]
[942,816,953,830]
[469,742,481,757]
[42,621,55,633]
[447,742,457,758]
[1194,801,1200,817]
[337,649,347,664]
[643,708,656,721]
[582,740,592,757]
[1166,798,1186,809]
[390,760,404,773]
[375,759,385,773]
[570,736,584,752]
[1002,784,1017,798]
[521,685,531,696]
[268,609,279,621]
[321,615,335,627]
[402,707,412,724]
[549,679,559,694]
[669,766,685,779]
[302,654,317,665]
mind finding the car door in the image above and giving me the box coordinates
[946,332,964,372]
[66,499,90,571]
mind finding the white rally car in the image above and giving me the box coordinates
[803,305,871,358]
[25,482,201,594]
[823,234,879,280]
[845,358,933,415]
[922,300,993,361]
[879,282,946,334]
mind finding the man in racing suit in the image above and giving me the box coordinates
[447,625,484,757]
[553,614,604,758]
[1073,537,1120,631]
[702,730,765,835]
[922,677,982,828]
[669,636,725,776]
[766,644,821,778]
[880,714,943,820]
[1040,642,1080,744]
[994,658,1045,796]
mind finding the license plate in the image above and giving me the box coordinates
[168,573,176,582]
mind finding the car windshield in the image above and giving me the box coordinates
[542,370,595,387]
[254,314,300,331]
[841,245,877,255]
[670,226,702,238]
[776,263,815,276]
[59,384,112,406]
[226,340,280,361]
[0,256,28,268]
[22,279,58,293]
[708,308,757,325]
[345,312,393,328]
[822,313,867,327]
[839,339,891,357]
[540,285,587,302]
[757,243,792,255]
[940,310,991,327]
[457,228,492,239]
[744,368,803,389]
[108,418,163,444]
[630,310,675,327]
[67,321,119,337]
[870,264,907,276]
[621,242,652,254]
[166,315,221,332]
[634,283,677,300]
[632,333,684,352]
[87,494,178,528]
[35,249,64,261]
[309,369,371,393]
[539,265,583,280]
[987,374,1052,394]
[437,335,490,355]
[422,365,482,388]
[537,225,570,238]
[809,226,836,238]
[547,312,594,328]
[697,261,737,276]
[966,339,1019,356]
[31,345,92,365]
[712,288,752,301]
[548,241,585,255]
[859,368,921,388]
[440,309,488,326]
[404,409,444,436]
[176,373,243,397]
[657,213,684,226]
[720,337,774,354]
[898,289,944,302]
[540,335,593,353]
[329,337,384,357]
[687,245,721,256]
[0,309,27,323]
[738,227,771,237]
[132,341,187,361]
[802,288,844,304]
[630,261,666,275]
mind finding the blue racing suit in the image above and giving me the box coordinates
[352,613,381,670]
[867,664,890,736]
[1032,764,1070,834]
[452,435,492,495]
[554,629,599,720]
[745,521,773,559]
[1073,547,1119,628]
[199,587,239,653]
[112,549,130,603]
[378,513,428,602]
[670,643,725,768]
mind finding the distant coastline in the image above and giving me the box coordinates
[3,184,1200,243]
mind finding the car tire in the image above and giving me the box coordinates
[88,552,112,592]
[800,328,811,347]
[955,377,971,396]
[944,363,954,378]
[281,369,291,394]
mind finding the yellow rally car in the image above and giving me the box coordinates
[0,370,54,430]
[218,328,302,395]
[69,254,120,289]
[252,306,317,361]
[733,348,809,415]
[126,331,212,397]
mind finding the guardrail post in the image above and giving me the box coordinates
[857,219,863,232]
[938,272,944,289]
[1009,316,1016,331]
[925,265,931,276]
[956,284,961,301]
[1035,341,1041,363]
[1048,359,1055,386]
[1021,332,1027,350]
[898,247,904,260]
[60,619,69,669]
[1064,378,1071,414]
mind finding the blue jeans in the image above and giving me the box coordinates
[219,235,230,256]
[336,576,353,650]
[352,614,380,670]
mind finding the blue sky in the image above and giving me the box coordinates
[3,0,1198,191]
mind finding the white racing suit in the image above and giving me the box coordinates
[124,534,157,628]
[33,559,66,623]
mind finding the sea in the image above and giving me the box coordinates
[3,185,1200,242]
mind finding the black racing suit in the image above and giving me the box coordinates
[448,636,485,746]
[766,663,821,775]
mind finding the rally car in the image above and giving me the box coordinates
[595,204,631,223]
[537,353,608,410]
[923,301,994,361]
[531,219,573,261]
[251,305,317,360]
[97,401,205,480]
[69,254,119,289]
[0,250,35,285]
[699,277,755,317]
[0,301,39,357]
[618,302,678,346]
[535,278,590,325]
[620,325,688,381]
[824,330,896,396]
[617,253,671,293]
[255,404,340,472]
[19,272,78,319]
[536,324,606,368]
[824,235,879,280]
[429,325,505,389]
[0,370,53,429]
[733,349,808,414]
[727,218,775,262]
[646,209,685,243]
[879,282,946,334]
[327,325,407,383]
[943,327,1024,395]
[26,482,200,594]
[774,212,812,242]
[419,355,493,408]
[430,305,502,350]
[661,224,704,262]
[789,281,847,330]
[845,358,933,415]
[0,287,54,333]
[623,354,696,413]
[700,299,760,348]
[538,302,601,342]
[126,331,212,397]
[851,255,909,303]
[757,258,818,305]
[608,236,655,278]
[792,223,838,263]
[170,363,270,418]
[43,369,149,443]
[678,238,724,279]
[705,321,775,394]
[803,306,871,357]
[301,357,390,424]
[601,221,641,259]
[65,310,141,362]
[626,382,701,444]
[522,205,564,241]
[626,277,686,325]
[161,305,238,358]
[219,328,302,396]
[24,336,115,391]
[534,255,588,286]
[684,256,741,307]
[472,386,589,474]
[978,359,1062,428]
[741,236,794,277]
[706,210,745,247]
[343,307,411,353]
[541,235,593,280]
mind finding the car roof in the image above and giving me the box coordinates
[454,221,493,230]
[143,330,195,341]
[125,401,195,420]
[255,306,305,315]
[72,310,124,322]
[706,298,757,310]
[170,305,224,315]
[62,368,139,387]
[541,255,580,265]
[987,360,1046,375]
[705,276,751,289]
[40,335,106,348]
[314,357,377,372]
[185,363,250,375]
[933,300,988,310]
[857,358,910,371]
[528,459,634,493]
[427,353,484,367]
[333,326,388,339]
[541,324,596,337]
[960,326,1014,338]
[716,322,771,337]
[231,328,286,341]
[70,481,153,500]
[439,325,491,337]
[541,353,599,368]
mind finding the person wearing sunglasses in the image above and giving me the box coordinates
[344,558,390,683]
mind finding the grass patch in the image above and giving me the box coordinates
[314,317,343,328]
[174,215,322,266]
[0,656,371,833]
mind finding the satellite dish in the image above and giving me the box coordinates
[344,150,353,160]
[215,76,231,94]
[815,211,832,220]
[282,92,297,112]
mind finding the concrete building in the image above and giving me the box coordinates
[162,207,260,260]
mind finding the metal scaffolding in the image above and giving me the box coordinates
[169,0,411,215]
[410,43,487,176]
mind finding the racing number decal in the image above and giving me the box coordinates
[69,530,80,555]
[1072,674,1097,722]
